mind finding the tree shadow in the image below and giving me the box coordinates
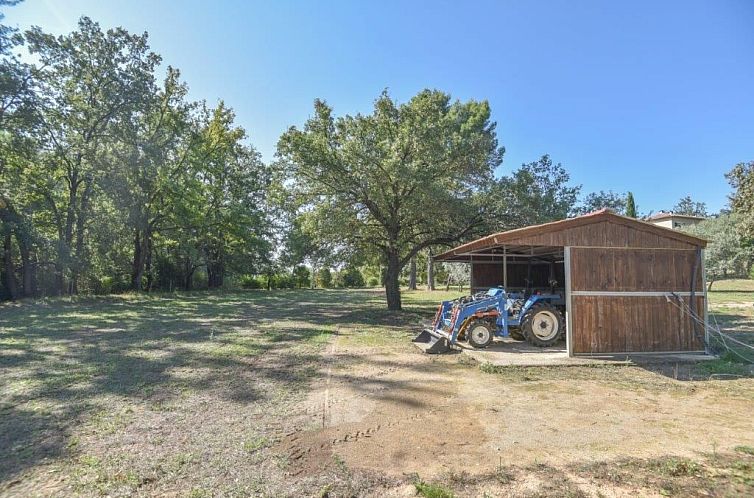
[0,288,444,484]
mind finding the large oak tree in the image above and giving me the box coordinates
[278,90,502,310]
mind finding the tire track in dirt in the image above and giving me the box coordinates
[281,411,431,475]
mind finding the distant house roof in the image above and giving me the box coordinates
[646,212,706,221]
[434,209,707,262]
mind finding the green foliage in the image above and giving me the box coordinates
[0,16,272,300]
[239,275,264,289]
[335,266,365,288]
[414,480,455,498]
[673,195,708,217]
[727,160,754,240]
[577,190,627,215]
[278,89,502,309]
[685,214,754,286]
[488,154,580,229]
[626,192,637,218]
[316,268,333,288]
[292,265,311,288]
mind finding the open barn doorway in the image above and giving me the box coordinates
[469,245,566,298]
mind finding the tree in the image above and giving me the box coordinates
[278,90,502,310]
[108,67,193,290]
[488,155,580,230]
[316,267,332,288]
[185,102,271,289]
[685,214,753,290]
[625,192,637,218]
[577,190,626,215]
[727,161,754,239]
[408,255,417,290]
[292,265,310,288]
[335,266,364,288]
[26,17,160,293]
[673,195,707,217]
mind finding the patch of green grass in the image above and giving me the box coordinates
[415,480,455,498]
[242,436,270,453]
[655,457,701,477]
[735,446,754,456]
[695,353,753,378]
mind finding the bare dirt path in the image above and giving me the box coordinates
[275,330,754,496]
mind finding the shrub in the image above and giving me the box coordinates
[271,273,296,289]
[367,276,380,287]
[335,266,364,287]
[239,275,263,289]
[335,266,365,288]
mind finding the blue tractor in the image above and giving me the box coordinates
[413,287,565,353]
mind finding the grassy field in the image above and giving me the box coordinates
[1,283,753,497]
[708,279,754,334]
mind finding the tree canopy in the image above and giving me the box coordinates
[685,214,753,289]
[487,154,580,229]
[0,14,272,299]
[727,160,754,240]
[673,195,708,217]
[278,90,503,309]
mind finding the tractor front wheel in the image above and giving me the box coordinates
[467,320,494,349]
[521,303,564,347]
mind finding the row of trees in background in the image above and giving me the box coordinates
[1,15,272,300]
[2,8,753,308]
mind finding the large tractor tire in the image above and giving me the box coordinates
[521,303,564,347]
[466,319,494,349]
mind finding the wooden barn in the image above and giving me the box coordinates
[434,209,708,356]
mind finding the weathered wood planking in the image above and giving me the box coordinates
[570,248,704,292]
[507,221,696,250]
[571,295,705,353]
[471,262,566,289]
[435,211,705,261]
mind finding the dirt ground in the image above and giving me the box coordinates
[276,327,754,496]
[2,287,754,497]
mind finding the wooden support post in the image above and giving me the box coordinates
[564,246,573,357]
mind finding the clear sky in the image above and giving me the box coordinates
[5,0,753,214]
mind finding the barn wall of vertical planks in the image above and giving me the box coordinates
[434,210,708,355]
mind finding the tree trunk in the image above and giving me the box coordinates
[144,234,153,291]
[408,256,417,290]
[385,250,402,310]
[707,279,714,292]
[131,230,145,291]
[3,232,18,300]
[16,231,33,298]
[71,180,92,294]
[183,258,195,291]
[426,248,435,291]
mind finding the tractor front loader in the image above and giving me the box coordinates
[413,287,565,354]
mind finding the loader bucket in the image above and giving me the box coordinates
[413,329,451,354]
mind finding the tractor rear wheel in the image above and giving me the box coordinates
[467,320,494,349]
[521,303,564,347]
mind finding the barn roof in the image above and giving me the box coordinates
[435,209,707,262]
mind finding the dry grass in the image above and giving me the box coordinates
[1,286,753,497]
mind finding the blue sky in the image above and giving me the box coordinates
[5,0,753,214]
